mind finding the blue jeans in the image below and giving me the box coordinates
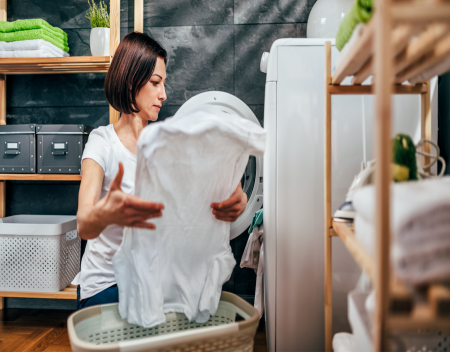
[77,284,119,310]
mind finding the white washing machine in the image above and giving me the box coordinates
[175,91,264,239]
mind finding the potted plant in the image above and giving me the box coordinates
[86,0,110,56]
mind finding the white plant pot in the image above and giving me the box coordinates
[90,27,110,56]
[307,0,354,38]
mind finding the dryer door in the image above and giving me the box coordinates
[174,91,263,240]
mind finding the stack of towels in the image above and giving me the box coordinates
[0,19,69,58]
[353,177,450,286]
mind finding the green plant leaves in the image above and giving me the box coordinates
[86,0,110,29]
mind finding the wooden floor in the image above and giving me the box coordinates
[0,308,268,352]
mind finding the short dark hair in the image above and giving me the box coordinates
[104,32,167,114]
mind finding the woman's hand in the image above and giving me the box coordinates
[211,183,247,222]
[77,160,164,240]
[95,162,164,230]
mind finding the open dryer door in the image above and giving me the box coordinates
[174,91,263,240]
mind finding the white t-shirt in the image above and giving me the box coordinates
[72,124,137,300]
[112,106,267,327]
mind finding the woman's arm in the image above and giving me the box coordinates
[210,183,247,222]
[77,159,164,240]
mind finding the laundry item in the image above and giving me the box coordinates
[335,24,365,68]
[332,332,355,352]
[240,224,264,317]
[0,39,69,57]
[0,20,69,53]
[335,0,373,51]
[113,105,266,328]
[248,208,263,234]
[353,177,450,285]
[409,54,450,85]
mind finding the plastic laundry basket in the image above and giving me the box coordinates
[68,291,260,352]
[0,215,80,292]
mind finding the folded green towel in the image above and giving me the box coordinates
[0,29,69,52]
[336,0,373,51]
[0,19,68,43]
[248,208,263,234]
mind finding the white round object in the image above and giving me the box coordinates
[260,52,269,73]
[90,27,110,56]
[175,91,263,240]
[306,0,353,39]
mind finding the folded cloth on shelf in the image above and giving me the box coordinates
[336,24,366,71]
[0,29,69,52]
[353,177,450,285]
[0,19,68,42]
[0,39,69,57]
[240,224,265,317]
[0,39,68,55]
[113,105,267,328]
[408,55,450,85]
[0,49,68,58]
[336,0,373,51]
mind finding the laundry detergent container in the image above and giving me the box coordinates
[0,124,36,173]
[36,124,90,174]
[68,292,259,352]
[0,215,80,292]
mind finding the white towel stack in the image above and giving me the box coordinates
[0,39,69,58]
[353,177,450,286]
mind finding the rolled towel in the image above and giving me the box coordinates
[0,29,69,52]
[336,0,373,51]
[0,49,69,58]
[0,39,69,57]
[0,19,67,42]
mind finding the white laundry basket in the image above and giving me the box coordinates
[348,291,450,352]
[68,291,260,352]
[0,215,79,292]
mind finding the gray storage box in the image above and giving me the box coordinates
[0,215,80,292]
[37,124,89,174]
[0,124,36,173]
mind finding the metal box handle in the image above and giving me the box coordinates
[51,142,68,156]
[4,142,20,155]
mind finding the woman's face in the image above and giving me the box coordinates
[135,57,167,121]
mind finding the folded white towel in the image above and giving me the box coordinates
[353,177,450,248]
[0,49,67,58]
[353,177,450,285]
[336,24,366,71]
[332,333,355,352]
[0,39,69,57]
[409,54,450,85]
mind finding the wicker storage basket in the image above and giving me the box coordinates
[67,291,260,352]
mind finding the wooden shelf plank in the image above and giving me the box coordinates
[0,285,77,300]
[328,83,427,95]
[0,56,110,74]
[392,2,450,22]
[0,174,81,181]
[333,221,374,280]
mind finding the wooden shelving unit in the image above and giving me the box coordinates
[0,56,110,74]
[0,285,77,300]
[0,174,82,181]
[324,0,450,350]
[0,0,136,309]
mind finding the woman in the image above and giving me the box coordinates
[73,32,248,309]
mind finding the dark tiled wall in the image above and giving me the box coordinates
[5,0,314,309]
